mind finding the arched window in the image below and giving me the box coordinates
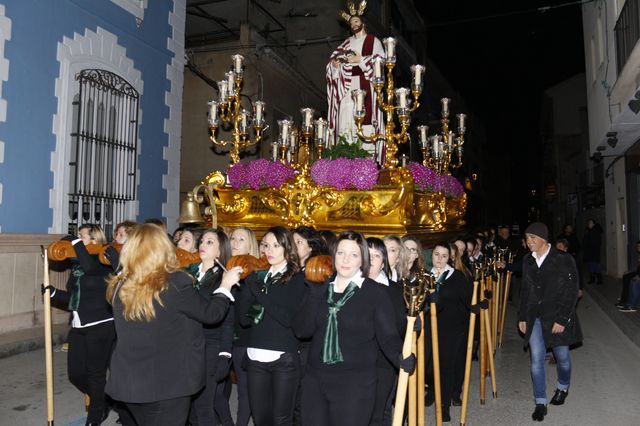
[67,69,139,237]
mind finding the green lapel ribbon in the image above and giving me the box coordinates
[322,281,358,365]
[247,271,281,325]
[435,270,448,293]
[68,263,84,311]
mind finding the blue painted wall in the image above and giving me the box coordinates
[0,0,175,232]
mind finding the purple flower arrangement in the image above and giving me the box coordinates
[310,158,379,190]
[227,159,295,190]
[407,162,464,197]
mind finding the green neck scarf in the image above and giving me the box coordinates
[247,271,282,325]
[322,281,358,365]
[68,263,84,311]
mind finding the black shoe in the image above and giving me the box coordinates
[425,392,435,407]
[550,389,568,405]
[531,404,547,421]
[615,302,625,308]
[619,306,638,312]
[451,395,462,406]
[442,405,451,422]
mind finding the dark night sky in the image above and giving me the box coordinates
[418,1,586,226]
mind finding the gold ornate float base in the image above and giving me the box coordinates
[204,168,466,242]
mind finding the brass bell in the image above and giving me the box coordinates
[178,192,205,224]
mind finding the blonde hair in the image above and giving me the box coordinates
[383,234,408,279]
[106,223,183,321]
[79,224,107,245]
[232,227,260,258]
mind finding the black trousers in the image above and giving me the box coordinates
[247,352,300,426]
[232,345,252,426]
[127,396,191,426]
[190,345,234,426]
[301,368,376,426]
[67,321,115,423]
[370,364,396,426]
[621,272,637,303]
[439,329,466,408]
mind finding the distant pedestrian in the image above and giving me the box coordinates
[582,219,603,285]
[518,222,582,422]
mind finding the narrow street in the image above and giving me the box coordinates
[1,289,639,426]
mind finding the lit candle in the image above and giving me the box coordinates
[218,80,228,103]
[447,131,454,148]
[457,113,466,132]
[352,89,366,117]
[208,101,219,126]
[225,71,236,97]
[395,88,409,109]
[278,119,291,144]
[232,54,244,74]
[239,109,250,133]
[373,57,384,81]
[417,125,429,148]
[271,142,278,161]
[254,101,265,125]
[314,118,326,143]
[289,129,297,148]
[441,98,450,117]
[383,37,396,63]
[431,136,440,158]
[300,108,315,131]
[411,64,425,89]
[326,128,333,147]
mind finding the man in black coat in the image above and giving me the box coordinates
[518,222,582,422]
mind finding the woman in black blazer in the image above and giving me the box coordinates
[294,231,415,426]
[235,226,306,426]
[45,224,114,426]
[188,228,236,426]
[426,241,473,422]
[105,223,240,426]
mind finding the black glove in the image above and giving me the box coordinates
[41,284,55,296]
[413,314,422,334]
[61,234,76,242]
[427,291,440,305]
[484,290,492,300]
[469,299,489,315]
[398,353,416,374]
[213,355,231,382]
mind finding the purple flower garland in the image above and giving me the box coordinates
[407,162,464,197]
[310,158,379,190]
[227,160,295,190]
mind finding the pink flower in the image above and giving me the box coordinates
[227,160,294,189]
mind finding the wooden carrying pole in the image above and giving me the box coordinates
[482,307,498,399]
[492,274,500,351]
[430,300,443,426]
[479,277,486,404]
[43,250,55,426]
[392,316,417,426]
[417,311,426,426]
[460,281,478,426]
[409,328,418,426]
[498,271,513,348]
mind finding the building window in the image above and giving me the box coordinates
[597,14,605,66]
[67,69,139,236]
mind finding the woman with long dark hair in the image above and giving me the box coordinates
[105,224,240,425]
[293,226,327,269]
[426,241,473,422]
[188,228,236,426]
[236,226,306,426]
[294,231,414,426]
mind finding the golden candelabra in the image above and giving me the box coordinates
[273,111,332,166]
[354,37,425,169]
[420,98,466,174]
[208,54,267,164]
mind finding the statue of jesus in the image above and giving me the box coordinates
[326,2,385,159]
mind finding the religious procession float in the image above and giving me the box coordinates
[179,1,468,242]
